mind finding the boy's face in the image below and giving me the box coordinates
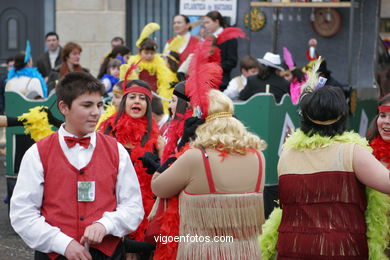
[140,50,156,62]
[59,92,103,137]
[242,67,259,78]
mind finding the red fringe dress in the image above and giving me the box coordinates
[100,113,159,241]
[277,142,368,259]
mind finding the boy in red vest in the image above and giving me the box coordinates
[10,72,144,260]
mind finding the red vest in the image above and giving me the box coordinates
[37,132,120,259]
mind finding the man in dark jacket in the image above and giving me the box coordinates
[36,32,62,80]
[239,52,290,103]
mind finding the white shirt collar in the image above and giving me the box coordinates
[59,124,96,148]
[213,27,224,38]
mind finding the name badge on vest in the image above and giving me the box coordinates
[78,181,95,202]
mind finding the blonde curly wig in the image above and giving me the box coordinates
[192,89,266,154]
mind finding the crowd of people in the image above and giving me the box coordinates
[1,9,389,260]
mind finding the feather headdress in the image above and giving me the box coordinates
[216,27,245,45]
[185,37,223,118]
[283,47,295,70]
[299,57,323,98]
[136,23,160,48]
[24,40,31,63]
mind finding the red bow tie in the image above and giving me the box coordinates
[64,136,91,149]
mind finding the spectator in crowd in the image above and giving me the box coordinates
[101,36,126,63]
[239,52,290,103]
[47,42,89,94]
[99,59,121,95]
[36,32,62,81]
[223,55,260,100]
[0,57,14,114]
[203,10,240,91]
[98,45,131,80]
[6,49,47,99]
[165,14,200,66]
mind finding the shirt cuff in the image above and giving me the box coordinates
[51,232,74,256]
[96,216,114,235]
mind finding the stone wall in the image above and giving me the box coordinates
[56,0,126,77]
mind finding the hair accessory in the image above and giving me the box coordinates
[315,76,327,89]
[307,115,342,125]
[299,56,322,100]
[283,47,295,70]
[205,112,233,123]
[136,23,160,48]
[24,40,31,63]
[166,52,179,64]
[123,85,152,100]
[379,105,390,113]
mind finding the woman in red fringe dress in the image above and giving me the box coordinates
[99,79,164,259]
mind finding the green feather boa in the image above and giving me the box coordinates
[259,129,390,260]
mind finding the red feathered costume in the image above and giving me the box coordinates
[100,113,159,241]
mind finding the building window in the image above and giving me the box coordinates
[8,18,18,49]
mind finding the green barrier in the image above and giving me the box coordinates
[5,92,63,177]
[234,93,377,185]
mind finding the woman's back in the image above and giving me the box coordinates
[173,148,265,260]
[277,142,368,259]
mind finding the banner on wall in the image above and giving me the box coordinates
[179,0,238,25]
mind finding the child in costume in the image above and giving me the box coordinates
[10,71,144,260]
[282,47,307,104]
[99,77,164,258]
[121,23,175,114]
[259,59,390,260]
[100,59,121,95]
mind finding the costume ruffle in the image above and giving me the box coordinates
[7,67,48,98]
[259,129,390,260]
[370,136,390,167]
[96,103,116,130]
[100,113,159,241]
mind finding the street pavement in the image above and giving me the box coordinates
[0,136,33,259]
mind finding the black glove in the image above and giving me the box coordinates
[6,116,24,127]
[157,157,177,173]
[41,107,63,128]
[138,152,161,174]
[177,117,205,151]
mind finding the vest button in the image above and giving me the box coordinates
[80,216,84,221]
[80,170,84,175]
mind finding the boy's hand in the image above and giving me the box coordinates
[64,240,92,260]
[80,222,107,245]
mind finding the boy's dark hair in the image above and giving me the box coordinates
[13,53,26,71]
[111,36,124,45]
[239,56,259,71]
[45,32,59,40]
[152,97,164,116]
[300,86,348,137]
[366,94,390,142]
[139,38,157,52]
[56,72,105,108]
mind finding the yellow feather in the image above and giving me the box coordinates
[136,23,160,48]
[163,35,185,54]
[17,106,55,142]
[119,63,139,81]
[96,103,117,130]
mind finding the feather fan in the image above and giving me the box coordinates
[216,27,245,45]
